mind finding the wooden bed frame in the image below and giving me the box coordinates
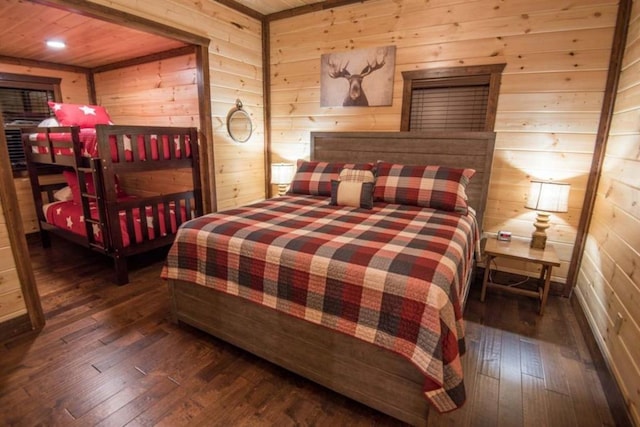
[22,124,203,285]
[168,131,495,426]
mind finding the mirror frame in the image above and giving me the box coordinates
[226,99,253,143]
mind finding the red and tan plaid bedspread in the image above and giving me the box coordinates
[162,195,478,412]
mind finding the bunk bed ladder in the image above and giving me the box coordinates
[77,159,109,252]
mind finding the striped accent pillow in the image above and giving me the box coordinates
[374,162,475,214]
[330,180,374,209]
[289,160,374,196]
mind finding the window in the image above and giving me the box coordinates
[400,64,505,132]
[0,73,62,174]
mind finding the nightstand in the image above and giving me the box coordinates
[480,238,561,315]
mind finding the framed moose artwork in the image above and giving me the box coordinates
[320,45,396,107]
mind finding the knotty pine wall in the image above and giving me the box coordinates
[0,201,27,324]
[269,0,618,284]
[93,54,199,197]
[0,63,89,233]
[86,0,265,210]
[575,0,640,423]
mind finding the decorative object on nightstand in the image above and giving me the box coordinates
[271,163,295,196]
[524,180,570,250]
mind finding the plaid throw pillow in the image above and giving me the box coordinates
[339,168,375,183]
[373,162,475,213]
[289,161,374,196]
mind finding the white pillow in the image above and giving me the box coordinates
[29,117,60,141]
[38,117,60,127]
[53,186,73,202]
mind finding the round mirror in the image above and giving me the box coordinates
[227,99,253,143]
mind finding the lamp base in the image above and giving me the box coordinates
[277,184,288,197]
[530,211,550,250]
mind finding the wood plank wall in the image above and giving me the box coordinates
[88,0,266,211]
[269,0,618,284]
[93,54,200,197]
[575,0,640,423]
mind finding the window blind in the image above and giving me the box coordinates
[409,85,489,132]
[1,86,55,172]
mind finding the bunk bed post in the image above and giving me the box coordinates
[190,129,203,216]
[114,256,128,286]
[22,134,51,248]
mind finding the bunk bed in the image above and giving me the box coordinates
[162,131,495,426]
[22,122,203,285]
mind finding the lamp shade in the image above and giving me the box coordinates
[270,163,295,185]
[525,180,570,213]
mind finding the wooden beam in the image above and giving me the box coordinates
[267,0,371,22]
[214,0,264,21]
[564,0,632,296]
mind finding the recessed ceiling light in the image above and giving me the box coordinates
[46,40,66,49]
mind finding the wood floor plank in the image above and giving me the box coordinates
[478,325,502,379]
[498,331,523,427]
[546,390,578,427]
[0,237,618,427]
[522,373,549,427]
[520,339,544,379]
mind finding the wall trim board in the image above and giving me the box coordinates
[266,0,373,22]
[196,44,216,213]
[0,117,44,334]
[0,55,89,74]
[565,0,632,296]
[571,291,634,427]
[263,19,272,198]
[31,0,210,47]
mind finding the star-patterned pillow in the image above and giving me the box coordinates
[48,101,114,128]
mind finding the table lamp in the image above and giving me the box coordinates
[270,163,295,196]
[525,180,570,250]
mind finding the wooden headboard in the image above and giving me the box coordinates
[310,131,495,230]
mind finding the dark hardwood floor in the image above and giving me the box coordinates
[0,236,616,426]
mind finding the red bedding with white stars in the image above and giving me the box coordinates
[43,199,185,247]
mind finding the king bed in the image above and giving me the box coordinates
[162,131,495,426]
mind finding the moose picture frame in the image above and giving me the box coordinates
[320,45,396,107]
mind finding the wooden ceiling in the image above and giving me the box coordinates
[0,0,351,70]
[0,0,187,69]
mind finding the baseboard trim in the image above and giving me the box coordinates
[570,294,633,427]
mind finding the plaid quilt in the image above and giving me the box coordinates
[162,195,478,412]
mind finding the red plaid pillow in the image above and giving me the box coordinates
[374,162,475,213]
[289,160,374,196]
[48,101,113,128]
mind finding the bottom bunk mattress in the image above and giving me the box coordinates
[161,195,478,412]
[43,198,185,247]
